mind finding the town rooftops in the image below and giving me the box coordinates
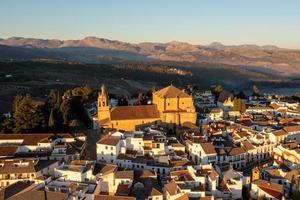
[97,137,120,146]
[8,190,68,200]
[0,159,57,174]
[0,181,34,200]
[252,179,283,199]
[0,133,78,146]
[153,85,190,98]
[273,129,288,136]
[164,180,179,196]
[241,140,255,151]
[100,164,117,176]
[283,125,300,133]
[110,105,160,120]
[199,142,216,155]
[115,170,134,179]
[228,147,246,156]
[94,195,136,200]
[0,146,18,157]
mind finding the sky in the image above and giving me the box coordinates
[0,0,300,49]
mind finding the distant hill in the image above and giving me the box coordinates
[1,36,300,76]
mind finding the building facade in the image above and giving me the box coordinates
[98,85,197,131]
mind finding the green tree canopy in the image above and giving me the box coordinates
[135,93,148,105]
[117,95,128,106]
[252,85,260,97]
[13,95,46,133]
[233,98,246,113]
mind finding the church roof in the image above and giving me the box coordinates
[154,85,190,98]
[110,105,160,120]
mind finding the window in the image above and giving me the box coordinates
[105,146,108,150]
[111,147,113,150]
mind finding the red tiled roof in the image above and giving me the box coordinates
[283,125,300,133]
[110,105,160,120]
[154,85,190,98]
[97,137,120,146]
[0,146,18,157]
[199,142,216,155]
[228,147,246,156]
[241,140,255,151]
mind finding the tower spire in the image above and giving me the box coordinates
[101,84,106,95]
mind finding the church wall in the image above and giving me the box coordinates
[110,118,161,131]
[179,112,197,125]
[154,95,195,112]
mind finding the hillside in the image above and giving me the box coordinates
[1,37,300,76]
[0,60,299,113]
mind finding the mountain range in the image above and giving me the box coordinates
[1,36,300,76]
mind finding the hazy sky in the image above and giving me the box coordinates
[1,0,300,48]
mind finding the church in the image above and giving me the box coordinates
[98,85,197,131]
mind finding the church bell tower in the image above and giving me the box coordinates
[98,84,110,125]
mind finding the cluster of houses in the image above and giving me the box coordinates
[1,85,300,200]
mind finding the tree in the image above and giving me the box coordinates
[135,93,148,105]
[13,95,46,133]
[211,85,223,95]
[292,191,300,200]
[12,94,26,113]
[59,100,71,125]
[151,86,157,93]
[236,91,247,99]
[0,116,14,133]
[211,85,223,101]
[47,89,60,110]
[252,85,260,97]
[241,101,246,113]
[117,96,128,106]
[48,109,55,130]
[242,185,250,200]
[233,98,246,113]
[69,119,79,133]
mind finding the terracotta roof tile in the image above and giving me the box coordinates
[0,146,18,157]
[115,170,134,179]
[154,85,190,98]
[164,181,178,196]
[111,105,160,120]
[97,137,120,146]
[199,142,216,155]
[241,140,255,151]
[283,125,300,133]
[94,195,136,200]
